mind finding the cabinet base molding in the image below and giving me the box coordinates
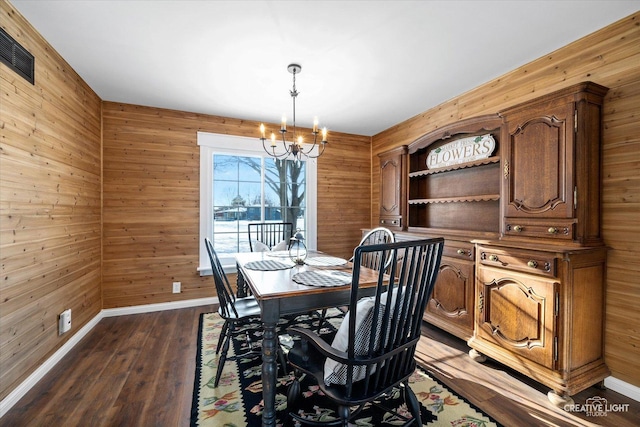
[424,313,473,342]
[467,337,610,402]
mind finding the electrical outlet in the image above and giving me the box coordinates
[59,309,71,335]
[172,281,181,293]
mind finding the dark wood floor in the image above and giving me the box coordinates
[1,306,638,426]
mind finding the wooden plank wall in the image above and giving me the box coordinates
[0,1,103,402]
[2,0,638,406]
[371,13,640,388]
[101,102,371,308]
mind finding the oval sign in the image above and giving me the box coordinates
[427,134,496,169]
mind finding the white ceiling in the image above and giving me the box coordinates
[10,1,640,136]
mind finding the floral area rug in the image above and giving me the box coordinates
[191,311,502,427]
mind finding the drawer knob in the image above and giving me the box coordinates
[527,260,538,268]
[489,254,499,262]
[513,225,523,232]
[548,227,558,234]
[457,249,466,255]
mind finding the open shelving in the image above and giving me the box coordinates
[406,116,502,236]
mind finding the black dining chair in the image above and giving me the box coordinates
[248,222,294,252]
[285,237,444,427]
[204,238,286,386]
[349,226,395,270]
[318,227,396,328]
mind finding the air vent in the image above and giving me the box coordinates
[1,28,35,85]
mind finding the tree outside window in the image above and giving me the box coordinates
[212,154,306,254]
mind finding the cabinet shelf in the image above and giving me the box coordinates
[409,194,500,204]
[409,156,500,178]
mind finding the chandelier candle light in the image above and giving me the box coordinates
[260,64,327,160]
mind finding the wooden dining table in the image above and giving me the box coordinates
[235,250,382,427]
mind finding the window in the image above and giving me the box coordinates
[198,132,317,273]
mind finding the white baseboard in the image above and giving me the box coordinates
[0,297,218,419]
[101,297,217,317]
[0,312,102,418]
[605,376,640,402]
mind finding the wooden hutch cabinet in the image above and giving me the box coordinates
[376,82,609,406]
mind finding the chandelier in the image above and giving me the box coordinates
[260,64,327,160]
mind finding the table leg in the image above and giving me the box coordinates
[260,300,279,427]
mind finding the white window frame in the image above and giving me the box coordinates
[197,132,317,274]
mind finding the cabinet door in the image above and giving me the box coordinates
[378,146,407,229]
[476,266,559,370]
[380,152,402,216]
[502,100,574,220]
[424,257,474,340]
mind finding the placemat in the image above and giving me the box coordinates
[304,256,348,267]
[244,260,295,271]
[292,270,351,287]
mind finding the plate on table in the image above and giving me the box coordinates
[304,256,348,267]
[265,250,293,258]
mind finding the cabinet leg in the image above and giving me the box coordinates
[548,390,574,409]
[468,348,487,363]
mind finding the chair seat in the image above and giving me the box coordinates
[287,338,416,407]
[219,296,261,320]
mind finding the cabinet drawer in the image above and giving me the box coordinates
[504,218,574,241]
[444,240,475,261]
[380,216,402,228]
[478,246,556,277]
